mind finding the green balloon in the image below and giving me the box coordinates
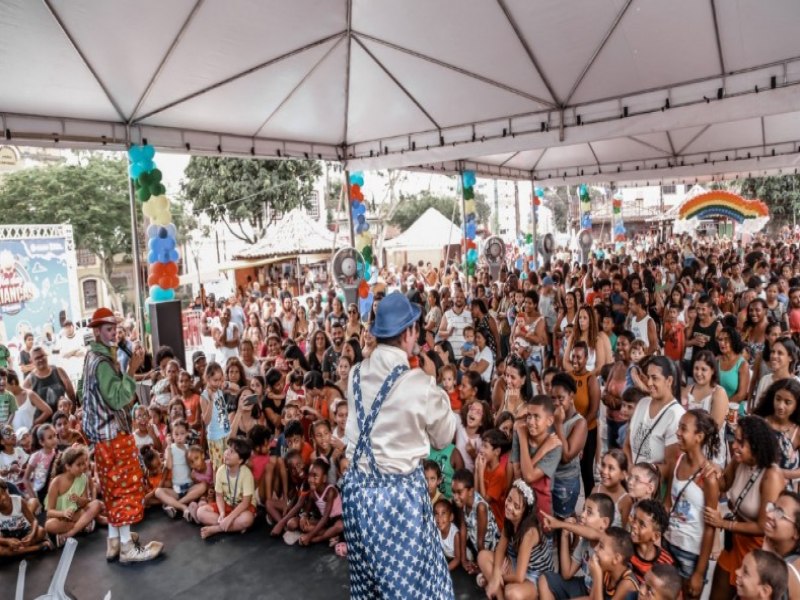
[137,187,151,202]
[362,247,373,263]
[151,169,163,183]
[138,172,151,186]
[156,183,166,196]
[526,233,533,243]
[463,187,475,200]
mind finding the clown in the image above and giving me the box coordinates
[81,307,163,563]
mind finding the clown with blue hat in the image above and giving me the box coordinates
[341,292,459,599]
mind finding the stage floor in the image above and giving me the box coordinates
[0,510,483,599]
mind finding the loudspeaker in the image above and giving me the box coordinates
[148,300,186,369]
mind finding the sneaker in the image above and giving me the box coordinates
[106,533,140,562]
[119,539,164,564]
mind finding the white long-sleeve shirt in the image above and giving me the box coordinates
[345,344,459,475]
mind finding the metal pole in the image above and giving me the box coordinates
[344,169,355,247]
[126,169,145,343]
[493,178,499,235]
[530,177,538,270]
[459,165,467,268]
[514,180,521,238]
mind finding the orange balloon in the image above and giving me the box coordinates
[147,273,159,287]
[164,262,178,276]
[350,184,361,197]
[358,279,370,299]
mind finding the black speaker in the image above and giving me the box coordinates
[148,300,186,369]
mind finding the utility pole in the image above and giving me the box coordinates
[513,180,521,238]
[493,179,500,234]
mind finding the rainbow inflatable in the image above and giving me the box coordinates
[678,191,769,223]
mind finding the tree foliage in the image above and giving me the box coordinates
[0,156,132,290]
[181,157,323,244]
[740,174,800,225]
[389,191,491,232]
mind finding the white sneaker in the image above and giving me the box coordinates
[119,539,163,563]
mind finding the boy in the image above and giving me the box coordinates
[587,526,639,600]
[617,387,646,450]
[266,448,306,526]
[629,499,675,583]
[475,429,510,528]
[601,314,618,354]
[0,369,17,424]
[451,468,499,575]
[460,326,476,369]
[247,424,284,508]
[735,549,788,600]
[0,479,50,557]
[311,420,339,483]
[195,436,256,539]
[423,459,443,506]
[433,498,461,572]
[440,364,461,412]
[511,394,562,517]
[638,563,683,600]
[662,304,685,362]
[272,419,313,466]
[627,340,648,392]
[539,493,615,600]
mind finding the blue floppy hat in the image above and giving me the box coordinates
[370,291,421,338]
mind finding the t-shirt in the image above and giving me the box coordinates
[482,461,508,528]
[628,399,685,465]
[474,346,495,383]
[630,545,675,583]
[0,391,17,422]
[0,447,28,488]
[572,537,596,592]
[0,345,10,369]
[214,464,256,507]
[510,434,562,517]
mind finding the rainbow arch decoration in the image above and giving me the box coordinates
[679,191,769,224]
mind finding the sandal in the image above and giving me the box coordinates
[55,534,67,548]
[84,520,96,534]
[476,574,488,588]
[328,536,340,547]
[163,506,177,519]
[334,542,348,557]
[42,537,55,551]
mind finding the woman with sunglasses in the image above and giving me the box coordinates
[763,490,800,598]
[345,303,363,341]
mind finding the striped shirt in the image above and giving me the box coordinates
[630,544,675,583]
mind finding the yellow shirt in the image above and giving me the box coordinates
[214,464,256,507]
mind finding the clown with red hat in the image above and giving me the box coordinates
[81,307,163,563]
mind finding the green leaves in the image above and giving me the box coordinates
[740,175,800,224]
[389,191,491,231]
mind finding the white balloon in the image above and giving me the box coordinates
[341,257,356,277]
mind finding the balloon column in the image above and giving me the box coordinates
[612,191,626,242]
[128,144,180,303]
[579,184,592,229]
[462,170,478,276]
[349,171,373,316]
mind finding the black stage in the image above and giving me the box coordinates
[0,510,483,599]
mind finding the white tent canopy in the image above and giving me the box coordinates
[2,0,800,185]
[231,208,340,260]
[383,207,461,251]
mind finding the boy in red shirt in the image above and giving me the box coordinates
[662,303,685,362]
[440,364,461,411]
[475,429,511,528]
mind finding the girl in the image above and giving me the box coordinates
[478,480,554,598]
[496,355,532,417]
[742,298,769,367]
[571,341,601,499]
[44,446,102,546]
[23,423,59,506]
[140,444,166,508]
[239,340,260,380]
[0,425,28,496]
[293,306,310,353]
[763,490,800,598]
[185,445,214,521]
[151,359,180,408]
[330,400,348,450]
[224,357,247,411]
[551,372,588,519]
[626,462,661,524]
[456,400,492,472]
[155,421,207,520]
[684,350,729,466]
[593,449,632,528]
[451,468,499,575]
[263,368,287,426]
[564,304,613,376]
[754,378,800,487]
[0,479,51,558]
[753,337,800,410]
[179,370,203,440]
[665,409,721,599]
[229,387,265,439]
[554,290,578,362]
[284,370,305,408]
[716,326,750,415]
[704,415,784,600]
[306,330,329,374]
[149,405,168,448]
[335,355,352,388]
[298,458,343,546]
[749,322,782,398]
[201,362,231,473]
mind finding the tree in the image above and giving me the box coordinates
[0,156,132,293]
[740,174,800,225]
[181,156,322,244]
[541,187,571,232]
[389,191,491,231]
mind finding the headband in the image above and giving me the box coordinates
[513,479,535,507]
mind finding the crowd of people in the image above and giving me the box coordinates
[2,231,800,599]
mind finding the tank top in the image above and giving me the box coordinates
[555,412,584,479]
[29,368,66,416]
[170,444,192,487]
[428,443,456,498]
[506,533,554,577]
[444,308,472,360]
[690,319,720,360]
[11,392,37,430]
[0,494,30,538]
[729,464,766,522]
[665,454,706,555]
[686,385,729,466]
[440,522,458,558]
[573,372,597,430]
[313,484,342,518]
[718,356,744,401]
[630,314,652,346]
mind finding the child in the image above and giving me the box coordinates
[0,424,28,496]
[735,549,788,600]
[628,499,675,583]
[249,424,285,508]
[639,563,684,600]
[434,498,461,571]
[476,428,511,528]
[0,369,17,424]
[616,388,645,450]
[44,445,102,547]
[451,467,500,575]
[178,370,203,438]
[16,427,32,455]
[424,459,444,506]
[625,463,661,526]
[185,445,214,521]
[283,369,304,413]
[789,287,800,335]
[311,420,339,484]
[280,419,314,466]
[663,304,686,362]
[627,340,649,392]
[196,436,256,539]
[298,458,343,546]
[593,449,631,528]
[140,444,166,508]
[602,314,618,354]
[440,364,461,412]
[460,326,476,369]
[331,399,347,448]
[586,526,640,600]
[335,355,352,388]
[539,493,616,600]
[155,420,206,520]
[428,437,463,499]
[201,362,231,473]
[23,423,59,507]
[511,394,563,518]
[148,404,168,448]
[0,479,51,557]
[152,358,180,407]
[133,405,162,452]
[479,480,554,598]
[266,448,306,527]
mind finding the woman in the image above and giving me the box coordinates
[749,322,782,400]
[223,357,247,412]
[245,312,265,345]
[302,370,343,423]
[495,354,533,418]
[469,328,495,384]
[283,344,311,373]
[461,370,491,409]
[754,379,800,487]
[704,415,783,600]
[306,330,329,374]
[471,298,500,360]
[753,337,800,409]
[228,387,265,439]
[684,350,729,466]
[456,400,492,472]
[344,337,363,367]
[424,289,443,350]
[570,341,600,498]
[553,290,578,361]
[344,303,363,341]
[550,372,587,519]
[716,326,751,415]
[325,297,346,336]
[511,291,547,377]
[763,490,800,597]
[563,305,612,376]
[8,371,51,431]
[292,305,311,353]
[742,298,770,367]
[434,341,457,370]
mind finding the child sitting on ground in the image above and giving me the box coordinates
[132,405,162,452]
[434,498,461,571]
[424,459,444,506]
[185,445,214,521]
[628,499,675,583]
[196,436,256,539]
[23,423,59,507]
[638,563,683,600]
[0,479,51,557]
[586,526,640,600]
[479,480,554,598]
[140,444,166,508]
[266,448,306,527]
[451,467,500,575]
[0,424,29,500]
[44,445,102,547]
[296,458,343,546]
[440,364,461,412]
[539,492,615,600]
[311,420,339,484]
[476,428,511,529]
[247,424,282,507]
[155,420,206,520]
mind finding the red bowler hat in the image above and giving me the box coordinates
[88,307,121,328]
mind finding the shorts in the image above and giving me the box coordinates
[663,539,701,580]
[1,524,32,540]
[508,555,540,584]
[542,572,589,600]
[173,482,192,496]
[210,502,257,517]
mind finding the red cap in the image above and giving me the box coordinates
[88,307,120,328]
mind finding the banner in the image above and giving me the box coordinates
[0,225,79,345]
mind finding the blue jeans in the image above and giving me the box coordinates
[552,474,581,518]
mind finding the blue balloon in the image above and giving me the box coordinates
[467,248,478,263]
[359,292,374,319]
[169,249,179,262]
[515,257,523,270]
[158,227,168,238]
[356,223,366,234]
[129,162,145,180]
[362,221,369,231]
[148,238,159,252]
[462,170,476,187]
[141,144,155,161]
[357,214,366,224]
[466,222,477,238]
[146,224,159,239]
[149,285,175,302]
[529,260,537,270]
[364,264,371,280]
[166,224,177,238]
[147,250,158,263]
[535,187,544,198]
[128,145,145,163]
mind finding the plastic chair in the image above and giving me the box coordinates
[15,538,111,599]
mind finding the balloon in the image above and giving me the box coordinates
[464,199,476,214]
[129,162,145,180]
[150,169,162,183]
[150,195,169,211]
[462,170,476,187]
[467,248,478,263]
[358,279,370,299]
[137,186,151,202]
[146,224,159,238]
[535,187,544,198]
[128,145,145,163]
[357,214,366,224]
[515,257,523,270]
[463,187,475,200]
[169,249,179,262]
[166,224,176,238]
[141,145,155,161]
[138,172,152,186]
[147,250,158,263]
[358,292,373,319]
[149,285,175,302]
[364,264,371,280]
[362,246,373,264]
[147,273,159,287]
[164,262,178,276]
[350,184,361,197]
[526,233,533,244]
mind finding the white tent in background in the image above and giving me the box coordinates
[383,207,461,266]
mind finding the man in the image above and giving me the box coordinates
[23,346,75,417]
[82,307,162,562]
[213,307,240,362]
[322,321,345,382]
[342,292,458,599]
[686,294,721,363]
[116,325,134,373]
[18,332,35,375]
[438,288,472,360]
[56,320,86,384]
